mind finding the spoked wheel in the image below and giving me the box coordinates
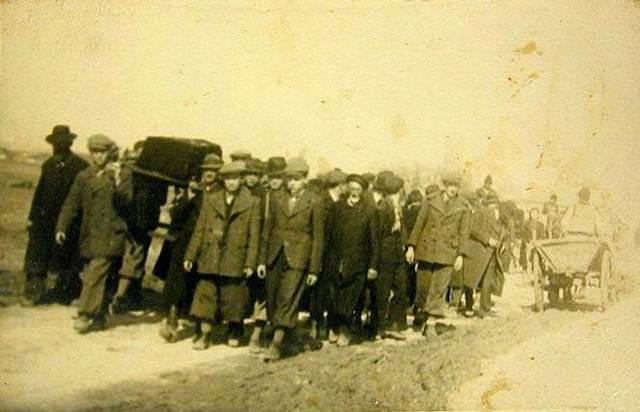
[532,251,544,312]
[599,250,613,312]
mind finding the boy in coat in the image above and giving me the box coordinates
[56,134,127,333]
[23,125,89,306]
[257,158,326,361]
[183,161,262,349]
[406,172,470,336]
[324,174,379,347]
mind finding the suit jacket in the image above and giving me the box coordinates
[260,189,326,274]
[184,187,261,276]
[407,192,470,266]
[56,165,128,259]
[324,199,379,281]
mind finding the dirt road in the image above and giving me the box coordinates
[449,285,640,411]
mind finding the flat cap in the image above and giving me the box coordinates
[218,160,246,176]
[284,157,310,176]
[230,150,252,161]
[425,184,441,197]
[201,153,224,170]
[87,134,117,151]
[346,174,368,190]
[325,170,348,186]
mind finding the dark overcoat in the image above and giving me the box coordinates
[324,199,379,281]
[184,187,262,276]
[56,165,128,259]
[376,198,405,269]
[260,189,326,274]
[462,206,508,292]
[24,152,89,274]
[407,193,470,266]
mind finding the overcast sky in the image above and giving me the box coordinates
[2,1,639,216]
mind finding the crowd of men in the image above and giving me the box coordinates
[22,125,606,361]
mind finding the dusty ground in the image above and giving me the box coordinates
[1,159,638,411]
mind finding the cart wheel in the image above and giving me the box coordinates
[532,252,544,312]
[600,250,612,312]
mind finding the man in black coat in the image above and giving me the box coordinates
[22,125,89,306]
[324,174,379,347]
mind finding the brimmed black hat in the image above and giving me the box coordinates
[45,125,77,145]
[266,157,287,177]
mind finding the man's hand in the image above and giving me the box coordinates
[454,255,464,271]
[244,267,254,278]
[257,264,267,279]
[488,238,499,248]
[367,268,378,280]
[55,231,66,245]
[405,246,415,264]
[306,273,318,287]
[183,260,194,272]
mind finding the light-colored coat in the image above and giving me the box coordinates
[407,192,470,266]
[184,187,262,276]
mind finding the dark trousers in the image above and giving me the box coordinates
[479,259,497,312]
[78,257,121,318]
[309,274,330,323]
[415,262,454,318]
[247,276,267,322]
[371,263,408,333]
[190,274,249,323]
[328,271,367,328]
[266,253,308,329]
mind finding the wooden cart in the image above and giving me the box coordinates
[531,235,616,312]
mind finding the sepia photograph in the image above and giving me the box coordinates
[1,1,639,410]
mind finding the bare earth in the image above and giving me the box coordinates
[1,160,638,411]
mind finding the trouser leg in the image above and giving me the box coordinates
[388,264,408,329]
[78,257,118,318]
[414,265,433,325]
[424,264,454,318]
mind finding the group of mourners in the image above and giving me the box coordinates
[23,125,603,361]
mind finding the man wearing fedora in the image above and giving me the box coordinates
[406,171,470,336]
[257,157,326,361]
[23,125,89,307]
[56,134,127,333]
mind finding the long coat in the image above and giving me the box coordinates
[260,189,326,274]
[324,199,379,281]
[407,193,470,266]
[462,206,508,292]
[24,152,89,274]
[184,187,261,277]
[56,165,128,259]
